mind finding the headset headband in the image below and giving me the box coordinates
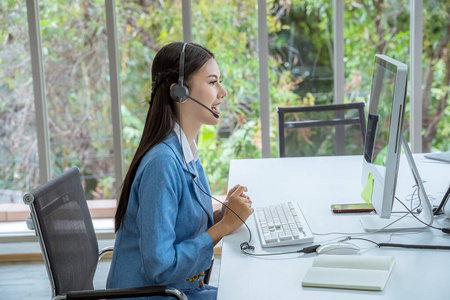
[178,43,187,86]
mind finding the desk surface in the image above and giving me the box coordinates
[217,155,450,300]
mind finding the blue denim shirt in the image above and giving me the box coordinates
[106,132,216,299]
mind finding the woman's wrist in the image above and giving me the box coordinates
[206,219,234,245]
[213,208,224,224]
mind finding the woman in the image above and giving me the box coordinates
[106,42,254,300]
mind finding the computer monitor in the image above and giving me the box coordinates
[360,54,434,231]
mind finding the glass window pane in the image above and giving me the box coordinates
[269,1,334,156]
[40,1,115,200]
[344,1,410,102]
[192,0,260,194]
[422,0,449,152]
[118,0,182,168]
[0,3,37,204]
[270,1,334,105]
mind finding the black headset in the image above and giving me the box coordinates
[169,43,219,118]
[170,43,189,103]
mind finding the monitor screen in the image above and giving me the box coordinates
[364,60,398,167]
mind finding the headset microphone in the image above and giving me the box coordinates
[170,43,219,119]
[186,95,219,119]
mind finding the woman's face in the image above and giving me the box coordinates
[183,58,227,126]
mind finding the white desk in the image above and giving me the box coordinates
[217,155,450,300]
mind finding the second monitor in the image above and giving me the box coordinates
[360,54,434,231]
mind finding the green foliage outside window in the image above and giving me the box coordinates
[0,0,448,200]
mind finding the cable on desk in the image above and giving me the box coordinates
[395,197,450,234]
[341,236,379,246]
[378,243,450,250]
[242,244,321,256]
[432,183,450,215]
[345,236,450,250]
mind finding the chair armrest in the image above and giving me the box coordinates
[98,246,114,261]
[26,214,35,230]
[64,286,187,300]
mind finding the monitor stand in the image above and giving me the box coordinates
[360,136,434,232]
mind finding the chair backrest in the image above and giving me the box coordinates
[277,102,366,157]
[23,167,99,297]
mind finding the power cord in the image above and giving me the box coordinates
[395,196,450,234]
[241,244,320,256]
[344,236,450,251]
[433,184,450,215]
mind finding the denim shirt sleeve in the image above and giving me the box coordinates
[135,153,214,285]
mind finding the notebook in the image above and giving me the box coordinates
[302,255,395,291]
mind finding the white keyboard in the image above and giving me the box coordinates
[254,201,314,247]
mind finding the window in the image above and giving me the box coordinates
[0,2,37,205]
[421,0,449,152]
[192,0,260,193]
[270,1,334,105]
[0,0,441,230]
[344,1,410,101]
[39,1,115,200]
[268,1,335,156]
[118,0,183,167]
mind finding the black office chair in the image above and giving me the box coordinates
[23,167,187,300]
[277,102,366,157]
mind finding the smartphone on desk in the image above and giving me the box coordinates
[331,203,375,213]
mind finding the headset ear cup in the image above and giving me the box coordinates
[170,84,189,102]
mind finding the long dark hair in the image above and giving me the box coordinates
[115,42,214,232]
